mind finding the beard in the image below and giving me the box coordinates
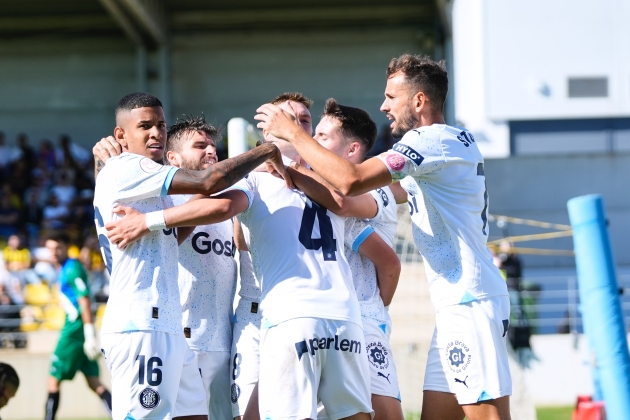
[391,103,419,138]
[181,156,212,171]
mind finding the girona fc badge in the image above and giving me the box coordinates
[385,153,406,171]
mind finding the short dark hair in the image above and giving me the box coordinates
[271,92,313,110]
[166,115,220,154]
[115,93,163,117]
[46,231,71,245]
[0,362,19,389]
[386,54,448,113]
[322,98,377,156]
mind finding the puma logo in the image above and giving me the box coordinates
[454,376,468,388]
[377,372,391,383]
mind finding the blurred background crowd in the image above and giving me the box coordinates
[0,132,108,345]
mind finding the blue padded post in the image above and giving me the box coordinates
[567,194,630,418]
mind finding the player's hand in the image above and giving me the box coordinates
[93,136,122,162]
[266,148,294,189]
[105,205,150,249]
[254,103,301,142]
[83,323,101,361]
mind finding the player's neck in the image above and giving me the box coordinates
[416,112,445,128]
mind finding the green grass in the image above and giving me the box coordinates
[536,406,574,420]
[405,406,574,420]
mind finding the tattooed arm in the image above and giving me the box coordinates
[94,156,106,179]
[167,142,292,195]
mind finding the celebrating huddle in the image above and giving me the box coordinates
[92,54,512,420]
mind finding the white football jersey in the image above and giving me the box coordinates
[172,194,237,352]
[378,124,508,309]
[229,172,361,328]
[93,152,181,335]
[236,220,261,301]
[344,187,398,323]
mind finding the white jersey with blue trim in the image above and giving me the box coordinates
[377,124,508,309]
[229,172,361,328]
[344,186,398,323]
[93,152,181,335]
[172,194,237,352]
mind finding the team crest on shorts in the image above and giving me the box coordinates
[366,342,390,369]
[230,383,240,403]
[139,387,160,410]
[445,340,471,373]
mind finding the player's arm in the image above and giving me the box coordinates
[389,182,408,204]
[93,136,123,178]
[106,190,249,249]
[233,217,249,252]
[357,233,401,306]
[167,142,292,195]
[255,103,391,196]
[285,163,378,219]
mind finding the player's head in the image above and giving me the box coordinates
[0,362,19,409]
[165,115,219,171]
[265,92,313,139]
[314,98,377,164]
[114,93,166,162]
[381,54,448,137]
[45,232,71,266]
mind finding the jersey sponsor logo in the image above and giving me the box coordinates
[191,231,235,257]
[367,341,390,370]
[385,153,406,171]
[445,340,471,373]
[139,387,160,409]
[457,131,475,147]
[139,157,162,173]
[393,143,424,166]
[295,335,361,360]
[375,188,389,207]
[230,383,240,403]
[163,228,178,238]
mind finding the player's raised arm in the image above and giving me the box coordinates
[285,161,378,219]
[106,190,249,249]
[256,103,391,196]
[167,142,292,195]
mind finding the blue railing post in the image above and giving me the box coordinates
[567,194,630,418]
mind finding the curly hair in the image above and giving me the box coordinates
[322,98,377,156]
[166,114,220,154]
[386,54,448,113]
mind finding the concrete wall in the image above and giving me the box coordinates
[0,28,425,149]
[484,152,630,268]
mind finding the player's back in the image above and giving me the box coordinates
[232,172,360,328]
[386,124,507,308]
[93,152,181,335]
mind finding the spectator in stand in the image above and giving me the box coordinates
[36,140,57,178]
[0,284,21,336]
[2,235,39,286]
[17,133,36,169]
[42,194,69,231]
[56,134,90,171]
[0,253,22,305]
[51,169,76,208]
[31,237,57,285]
[0,196,20,240]
[0,133,22,182]
[8,160,31,198]
[1,184,22,210]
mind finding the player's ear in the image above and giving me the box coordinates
[165,150,179,166]
[347,141,361,158]
[413,91,426,113]
[114,127,127,148]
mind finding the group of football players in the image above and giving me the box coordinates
[91,53,513,420]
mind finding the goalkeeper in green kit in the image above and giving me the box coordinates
[44,232,112,420]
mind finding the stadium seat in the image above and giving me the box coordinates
[24,283,52,306]
[49,284,60,304]
[19,305,44,332]
[41,305,65,330]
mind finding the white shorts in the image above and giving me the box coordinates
[259,317,373,420]
[363,317,401,400]
[230,298,262,417]
[195,350,232,420]
[423,296,513,404]
[101,330,207,419]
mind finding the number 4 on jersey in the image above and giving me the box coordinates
[298,200,337,261]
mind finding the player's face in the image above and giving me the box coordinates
[45,239,68,266]
[0,384,16,408]
[280,101,312,135]
[116,107,167,162]
[314,117,352,160]
[170,131,217,171]
[381,72,419,137]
